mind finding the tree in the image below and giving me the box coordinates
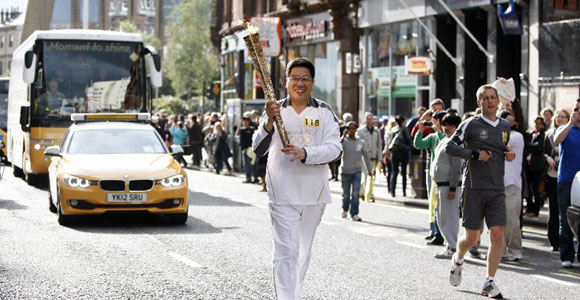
[118,20,162,51]
[166,0,218,98]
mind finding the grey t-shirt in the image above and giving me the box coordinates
[341,137,372,175]
[445,115,511,190]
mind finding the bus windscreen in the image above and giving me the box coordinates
[31,40,146,125]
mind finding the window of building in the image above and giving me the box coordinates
[0,36,4,49]
[9,34,13,48]
[0,61,3,75]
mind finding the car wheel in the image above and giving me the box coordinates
[24,172,37,186]
[48,194,57,213]
[57,196,72,226]
[167,211,188,225]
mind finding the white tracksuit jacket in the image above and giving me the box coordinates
[252,97,342,205]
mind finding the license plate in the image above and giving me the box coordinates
[107,193,147,203]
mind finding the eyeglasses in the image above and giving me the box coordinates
[288,75,312,83]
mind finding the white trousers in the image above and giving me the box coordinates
[269,203,326,300]
[504,184,522,257]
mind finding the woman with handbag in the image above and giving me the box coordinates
[543,109,570,251]
[387,115,412,198]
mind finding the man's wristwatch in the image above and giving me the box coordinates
[471,150,479,161]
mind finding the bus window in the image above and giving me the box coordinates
[0,78,7,131]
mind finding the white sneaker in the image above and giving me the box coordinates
[435,248,455,259]
[562,261,573,268]
[449,253,463,286]
[341,211,347,219]
[352,215,362,222]
[481,279,503,299]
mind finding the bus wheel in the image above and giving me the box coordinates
[24,172,37,186]
[12,165,23,178]
[48,194,57,213]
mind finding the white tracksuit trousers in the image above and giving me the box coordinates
[269,203,326,300]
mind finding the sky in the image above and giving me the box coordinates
[0,0,27,14]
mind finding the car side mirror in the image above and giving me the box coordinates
[44,146,61,157]
[143,46,162,88]
[170,144,184,154]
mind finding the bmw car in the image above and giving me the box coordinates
[44,113,189,225]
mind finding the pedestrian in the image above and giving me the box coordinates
[169,121,187,166]
[525,116,547,217]
[237,116,259,183]
[432,113,463,259]
[386,115,412,198]
[541,107,554,129]
[187,114,203,168]
[446,84,515,298]
[499,110,525,262]
[209,122,233,175]
[151,115,165,139]
[414,110,447,246]
[340,121,372,222]
[382,118,397,192]
[543,109,569,252]
[357,112,382,202]
[252,57,342,300]
[553,98,580,268]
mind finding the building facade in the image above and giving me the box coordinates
[213,0,363,121]
[0,8,23,76]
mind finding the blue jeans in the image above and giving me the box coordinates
[557,182,580,262]
[341,171,362,217]
[242,148,258,180]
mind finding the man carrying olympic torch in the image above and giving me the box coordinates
[252,58,342,300]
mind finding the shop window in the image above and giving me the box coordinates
[543,0,580,22]
[8,34,13,48]
[0,36,3,49]
[0,61,3,75]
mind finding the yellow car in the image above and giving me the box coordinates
[44,114,189,225]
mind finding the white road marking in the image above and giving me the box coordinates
[397,241,427,249]
[145,234,166,247]
[167,252,203,268]
[532,275,579,287]
[321,220,335,226]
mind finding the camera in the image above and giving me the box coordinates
[574,107,579,112]
[423,120,433,126]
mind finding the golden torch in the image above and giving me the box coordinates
[234,21,290,147]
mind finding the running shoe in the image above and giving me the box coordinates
[449,253,463,286]
[466,249,482,259]
[341,211,348,219]
[481,280,503,299]
[435,248,455,259]
[562,261,573,268]
[352,215,362,222]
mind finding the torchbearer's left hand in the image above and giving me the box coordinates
[282,144,306,162]
[505,146,515,162]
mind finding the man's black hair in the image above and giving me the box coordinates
[441,113,461,128]
[286,57,315,79]
[499,110,513,120]
[433,111,447,121]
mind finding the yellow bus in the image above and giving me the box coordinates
[7,29,161,184]
[0,77,8,162]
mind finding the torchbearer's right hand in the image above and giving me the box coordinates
[265,101,281,123]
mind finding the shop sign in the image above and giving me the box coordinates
[405,56,432,75]
[368,66,416,99]
[497,0,522,35]
[284,12,334,47]
[250,17,282,57]
[391,66,417,98]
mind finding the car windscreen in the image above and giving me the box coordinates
[67,129,166,154]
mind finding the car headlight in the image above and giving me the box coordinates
[159,174,185,187]
[63,175,92,188]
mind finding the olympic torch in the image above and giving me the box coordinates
[234,21,290,147]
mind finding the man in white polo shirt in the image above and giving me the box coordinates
[252,58,342,300]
